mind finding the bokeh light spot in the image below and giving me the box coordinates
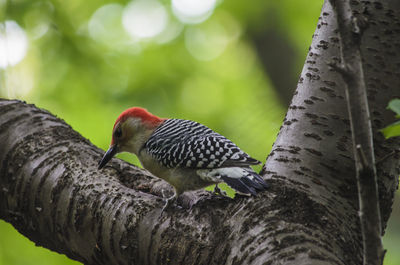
[184,13,240,61]
[155,19,184,44]
[88,4,125,44]
[0,21,28,69]
[122,0,168,39]
[172,0,217,24]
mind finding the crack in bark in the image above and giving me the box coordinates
[329,0,385,263]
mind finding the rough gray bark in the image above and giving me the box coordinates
[1,1,400,265]
[329,0,384,263]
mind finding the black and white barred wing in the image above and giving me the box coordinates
[144,119,261,169]
[197,167,268,195]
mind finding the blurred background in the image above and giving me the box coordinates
[0,0,398,264]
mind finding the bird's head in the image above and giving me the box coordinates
[98,107,164,169]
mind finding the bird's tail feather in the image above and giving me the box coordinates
[220,167,268,196]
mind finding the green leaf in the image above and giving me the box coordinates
[387,98,400,117]
[381,120,400,138]
[206,183,235,198]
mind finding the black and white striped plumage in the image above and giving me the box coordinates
[143,119,267,195]
[144,119,260,169]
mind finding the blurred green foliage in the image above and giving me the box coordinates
[0,0,399,264]
[382,99,400,138]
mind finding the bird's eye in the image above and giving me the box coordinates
[114,127,122,138]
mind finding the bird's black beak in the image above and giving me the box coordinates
[98,145,118,169]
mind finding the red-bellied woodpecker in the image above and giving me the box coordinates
[98,107,268,210]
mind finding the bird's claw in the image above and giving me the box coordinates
[161,196,176,213]
[161,193,177,213]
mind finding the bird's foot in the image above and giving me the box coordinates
[213,184,229,198]
[161,190,177,213]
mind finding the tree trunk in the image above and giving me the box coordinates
[1,1,400,264]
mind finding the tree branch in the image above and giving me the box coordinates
[1,99,353,265]
[328,0,385,264]
[1,1,400,264]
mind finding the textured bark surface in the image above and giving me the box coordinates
[330,0,384,263]
[1,1,400,265]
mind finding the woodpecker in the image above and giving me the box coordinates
[98,107,268,210]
